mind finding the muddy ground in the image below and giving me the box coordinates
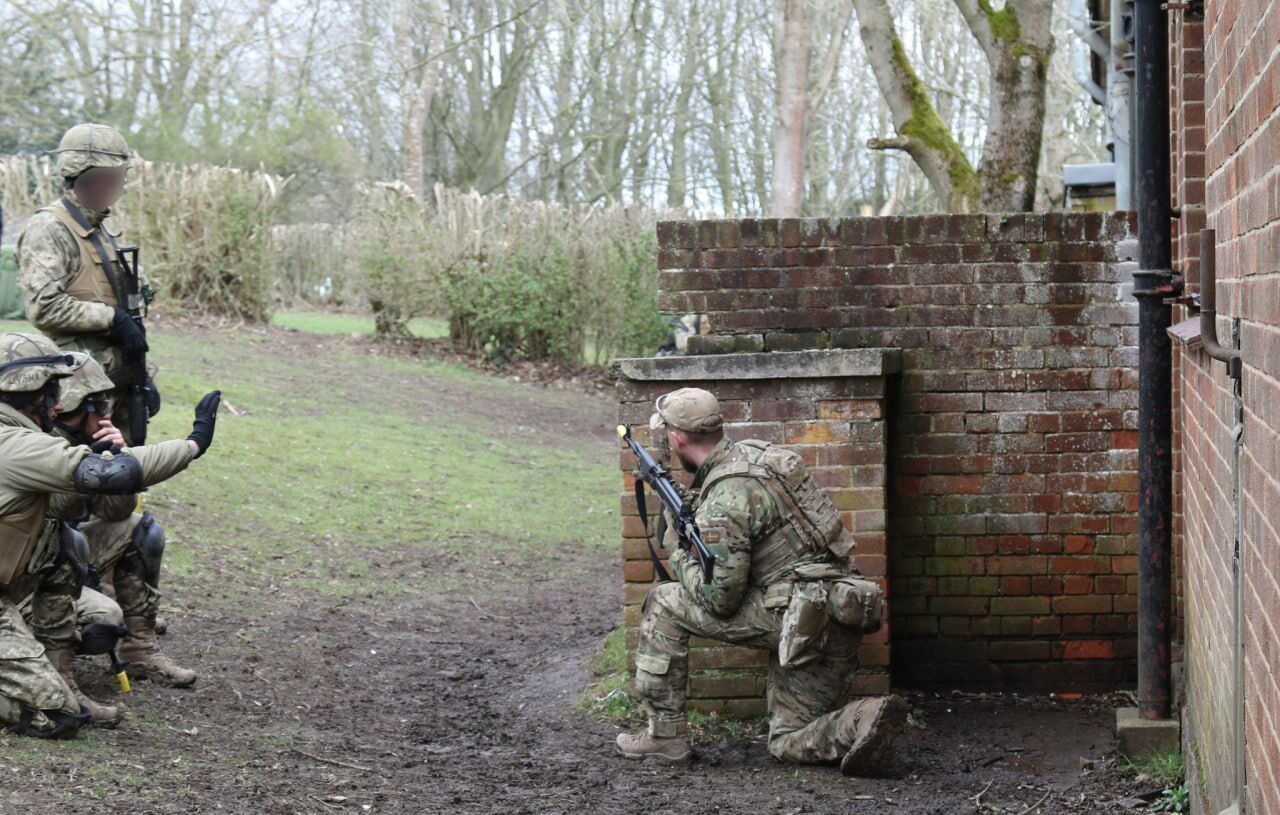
[2,325,1161,815]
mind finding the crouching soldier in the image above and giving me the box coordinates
[51,353,199,686]
[617,388,907,774]
[0,333,219,738]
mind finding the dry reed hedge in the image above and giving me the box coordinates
[0,155,282,322]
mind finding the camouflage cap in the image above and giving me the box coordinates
[57,353,114,414]
[52,123,132,179]
[649,387,723,434]
[0,333,78,393]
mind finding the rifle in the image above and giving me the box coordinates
[617,425,715,584]
[114,244,153,445]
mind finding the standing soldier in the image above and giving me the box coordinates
[15,122,156,446]
[617,388,907,774]
[51,354,197,686]
[0,333,219,738]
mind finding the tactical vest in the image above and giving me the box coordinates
[698,440,855,587]
[36,200,133,382]
[38,200,122,310]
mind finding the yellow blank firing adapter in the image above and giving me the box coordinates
[617,425,629,439]
[115,670,131,693]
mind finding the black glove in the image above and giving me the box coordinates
[187,390,221,458]
[145,377,161,417]
[108,307,148,359]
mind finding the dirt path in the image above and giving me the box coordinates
[4,327,1154,814]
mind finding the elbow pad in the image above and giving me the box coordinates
[73,453,143,495]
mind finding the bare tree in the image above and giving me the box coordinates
[854,0,1054,212]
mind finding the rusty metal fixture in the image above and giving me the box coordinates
[1198,229,1243,380]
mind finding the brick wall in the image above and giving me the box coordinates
[1169,4,1207,672]
[1181,2,1280,812]
[614,350,896,714]
[652,212,1141,691]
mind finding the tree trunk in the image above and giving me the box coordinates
[850,0,978,212]
[770,0,810,217]
[972,1,1053,211]
[849,0,1054,213]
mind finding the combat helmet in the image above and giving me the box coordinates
[51,123,132,179]
[57,353,114,414]
[0,333,78,393]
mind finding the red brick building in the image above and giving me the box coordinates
[613,4,1276,812]
[1174,2,1280,813]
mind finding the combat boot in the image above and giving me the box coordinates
[839,694,908,776]
[46,646,123,728]
[119,615,197,687]
[615,730,693,763]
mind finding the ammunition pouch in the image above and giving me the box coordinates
[778,582,829,668]
[826,576,886,634]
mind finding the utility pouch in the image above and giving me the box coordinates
[0,499,51,591]
[778,582,829,668]
[827,577,886,633]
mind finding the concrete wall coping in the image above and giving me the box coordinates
[612,348,901,382]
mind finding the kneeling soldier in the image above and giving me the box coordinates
[52,354,196,686]
[0,333,219,738]
[617,388,906,774]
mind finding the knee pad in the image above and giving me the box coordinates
[129,513,165,587]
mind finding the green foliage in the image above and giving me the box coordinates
[1150,784,1189,813]
[582,625,640,723]
[1123,748,1184,789]
[349,184,671,365]
[1124,748,1188,812]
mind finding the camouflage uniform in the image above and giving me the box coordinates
[52,355,195,687]
[14,123,150,444]
[0,333,201,736]
[625,388,905,772]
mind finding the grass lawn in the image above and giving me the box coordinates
[270,310,448,338]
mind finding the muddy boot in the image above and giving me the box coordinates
[615,730,693,763]
[119,616,197,687]
[46,647,123,729]
[154,616,167,636]
[839,695,908,777]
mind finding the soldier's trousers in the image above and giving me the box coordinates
[0,559,85,733]
[81,512,160,619]
[635,581,862,763]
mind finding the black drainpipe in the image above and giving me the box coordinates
[1133,0,1175,722]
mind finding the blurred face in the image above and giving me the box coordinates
[71,166,127,212]
[667,428,696,472]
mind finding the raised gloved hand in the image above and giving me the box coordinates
[108,307,148,359]
[187,390,221,458]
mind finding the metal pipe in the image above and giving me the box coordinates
[1069,0,1111,56]
[1199,230,1243,378]
[1111,0,1135,210]
[1133,0,1174,722]
[1074,44,1108,105]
